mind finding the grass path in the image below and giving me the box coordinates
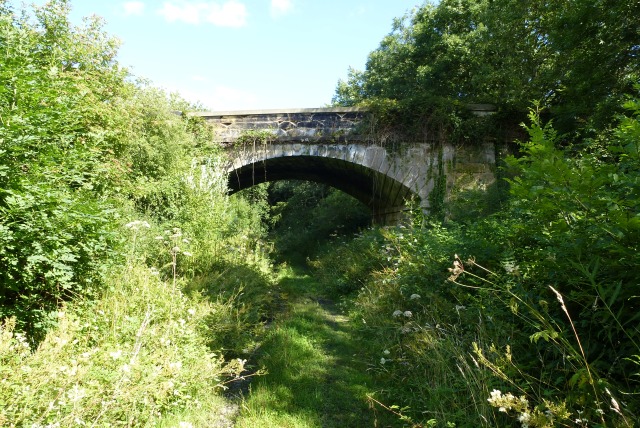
[233,268,399,428]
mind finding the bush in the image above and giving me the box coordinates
[0,1,127,339]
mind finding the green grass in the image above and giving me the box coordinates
[234,267,399,428]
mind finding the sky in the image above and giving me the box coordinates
[16,0,424,111]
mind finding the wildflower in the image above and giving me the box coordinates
[67,384,86,403]
[383,349,390,355]
[187,308,196,316]
[172,246,180,253]
[380,357,386,365]
[392,310,403,317]
[403,311,412,318]
[110,349,123,360]
[488,389,502,402]
[179,422,194,428]
[409,294,421,300]
[182,251,193,257]
[168,361,182,371]
[125,220,150,230]
[518,412,531,427]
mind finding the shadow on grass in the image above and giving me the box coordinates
[235,270,400,428]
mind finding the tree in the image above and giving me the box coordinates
[0,0,127,338]
[334,0,640,138]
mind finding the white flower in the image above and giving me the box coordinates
[380,357,386,365]
[409,294,421,300]
[187,308,196,316]
[403,311,412,318]
[66,384,86,403]
[182,251,193,257]
[110,349,122,360]
[383,349,390,355]
[488,389,502,403]
[392,310,403,317]
[125,220,150,230]
[518,412,531,423]
[168,361,182,371]
[179,422,194,428]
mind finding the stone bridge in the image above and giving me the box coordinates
[191,107,499,223]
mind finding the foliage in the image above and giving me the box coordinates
[326,9,640,422]
[0,232,244,426]
[268,180,371,265]
[0,1,275,425]
[334,0,640,140]
[503,99,640,380]
[0,0,128,338]
[311,97,640,426]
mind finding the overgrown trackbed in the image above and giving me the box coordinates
[232,269,399,428]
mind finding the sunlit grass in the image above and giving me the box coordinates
[234,269,397,427]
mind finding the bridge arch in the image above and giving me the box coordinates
[227,152,415,223]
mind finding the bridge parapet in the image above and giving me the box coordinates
[190,107,367,143]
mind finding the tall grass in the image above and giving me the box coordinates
[311,217,639,426]
[0,255,243,426]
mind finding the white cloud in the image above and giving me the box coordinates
[158,1,247,27]
[123,1,145,16]
[270,0,292,17]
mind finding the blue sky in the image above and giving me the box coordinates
[19,0,424,111]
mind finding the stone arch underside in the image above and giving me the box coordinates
[227,155,416,221]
